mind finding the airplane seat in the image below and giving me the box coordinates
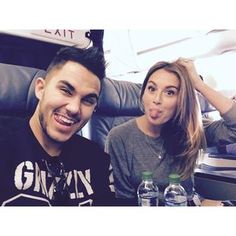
[194,169,236,202]
[0,62,236,202]
[90,77,236,203]
[0,63,45,117]
[88,78,143,149]
[0,62,235,145]
[89,78,221,150]
[0,63,45,140]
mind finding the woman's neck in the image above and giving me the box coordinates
[136,115,162,138]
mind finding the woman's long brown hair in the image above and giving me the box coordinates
[140,61,206,179]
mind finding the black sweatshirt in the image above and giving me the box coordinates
[0,119,115,206]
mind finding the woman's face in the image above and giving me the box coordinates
[142,68,180,127]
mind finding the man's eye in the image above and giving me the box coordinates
[60,88,71,95]
[83,97,97,106]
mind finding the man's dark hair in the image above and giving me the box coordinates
[46,46,106,80]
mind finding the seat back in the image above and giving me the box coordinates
[0,62,235,148]
[89,78,221,150]
[88,78,143,149]
[0,63,45,117]
[194,169,236,201]
[0,63,45,140]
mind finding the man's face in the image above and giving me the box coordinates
[34,61,100,144]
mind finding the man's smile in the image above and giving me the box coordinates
[54,113,78,127]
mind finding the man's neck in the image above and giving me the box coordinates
[29,114,62,157]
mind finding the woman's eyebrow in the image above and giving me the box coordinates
[148,80,179,90]
[166,85,179,90]
[147,80,156,86]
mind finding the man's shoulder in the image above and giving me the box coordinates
[0,116,27,142]
[69,134,107,154]
[66,135,110,169]
[70,134,98,146]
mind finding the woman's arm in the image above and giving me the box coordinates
[177,58,234,115]
[105,128,137,204]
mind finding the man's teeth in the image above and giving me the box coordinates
[58,115,76,125]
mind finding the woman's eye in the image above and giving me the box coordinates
[147,86,155,92]
[165,90,175,96]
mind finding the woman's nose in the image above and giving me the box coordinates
[153,92,162,104]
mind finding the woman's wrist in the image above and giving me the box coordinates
[193,79,206,93]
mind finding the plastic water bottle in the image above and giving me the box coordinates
[137,171,159,206]
[164,173,187,206]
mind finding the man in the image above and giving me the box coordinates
[0,46,114,206]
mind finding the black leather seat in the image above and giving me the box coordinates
[0,63,45,140]
[0,62,218,146]
[1,62,236,201]
[88,78,143,149]
[0,63,45,117]
[0,63,142,143]
[89,78,217,150]
[194,169,236,201]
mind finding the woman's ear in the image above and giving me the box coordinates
[139,98,144,113]
[35,77,45,100]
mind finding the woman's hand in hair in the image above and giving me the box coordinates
[177,58,234,114]
[176,57,204,91]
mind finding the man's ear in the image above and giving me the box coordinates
[35,77,45,100]
[93,103,98,113]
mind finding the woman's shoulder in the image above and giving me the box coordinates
[108,118,137,137]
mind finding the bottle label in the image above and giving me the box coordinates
[165,201,187,206]
[139,197,158,206]
[165,195,187,206]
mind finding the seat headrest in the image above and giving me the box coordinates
[97,78,223,115]
[97,78,143,116]
[0,63,46,117]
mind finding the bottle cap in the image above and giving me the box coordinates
[168,173,181,183]
[142,171,153,180]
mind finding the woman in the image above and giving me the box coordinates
[105,58,236,205]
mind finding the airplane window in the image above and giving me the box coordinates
[103,30,236,87]
[195,52,236,91]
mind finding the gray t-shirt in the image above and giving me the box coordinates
[105,103,236,202]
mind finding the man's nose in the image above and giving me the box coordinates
[66,98,81,116]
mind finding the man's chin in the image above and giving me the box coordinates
[47,132,73,144]
[54,135,73,143]
[46,125,82,143]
